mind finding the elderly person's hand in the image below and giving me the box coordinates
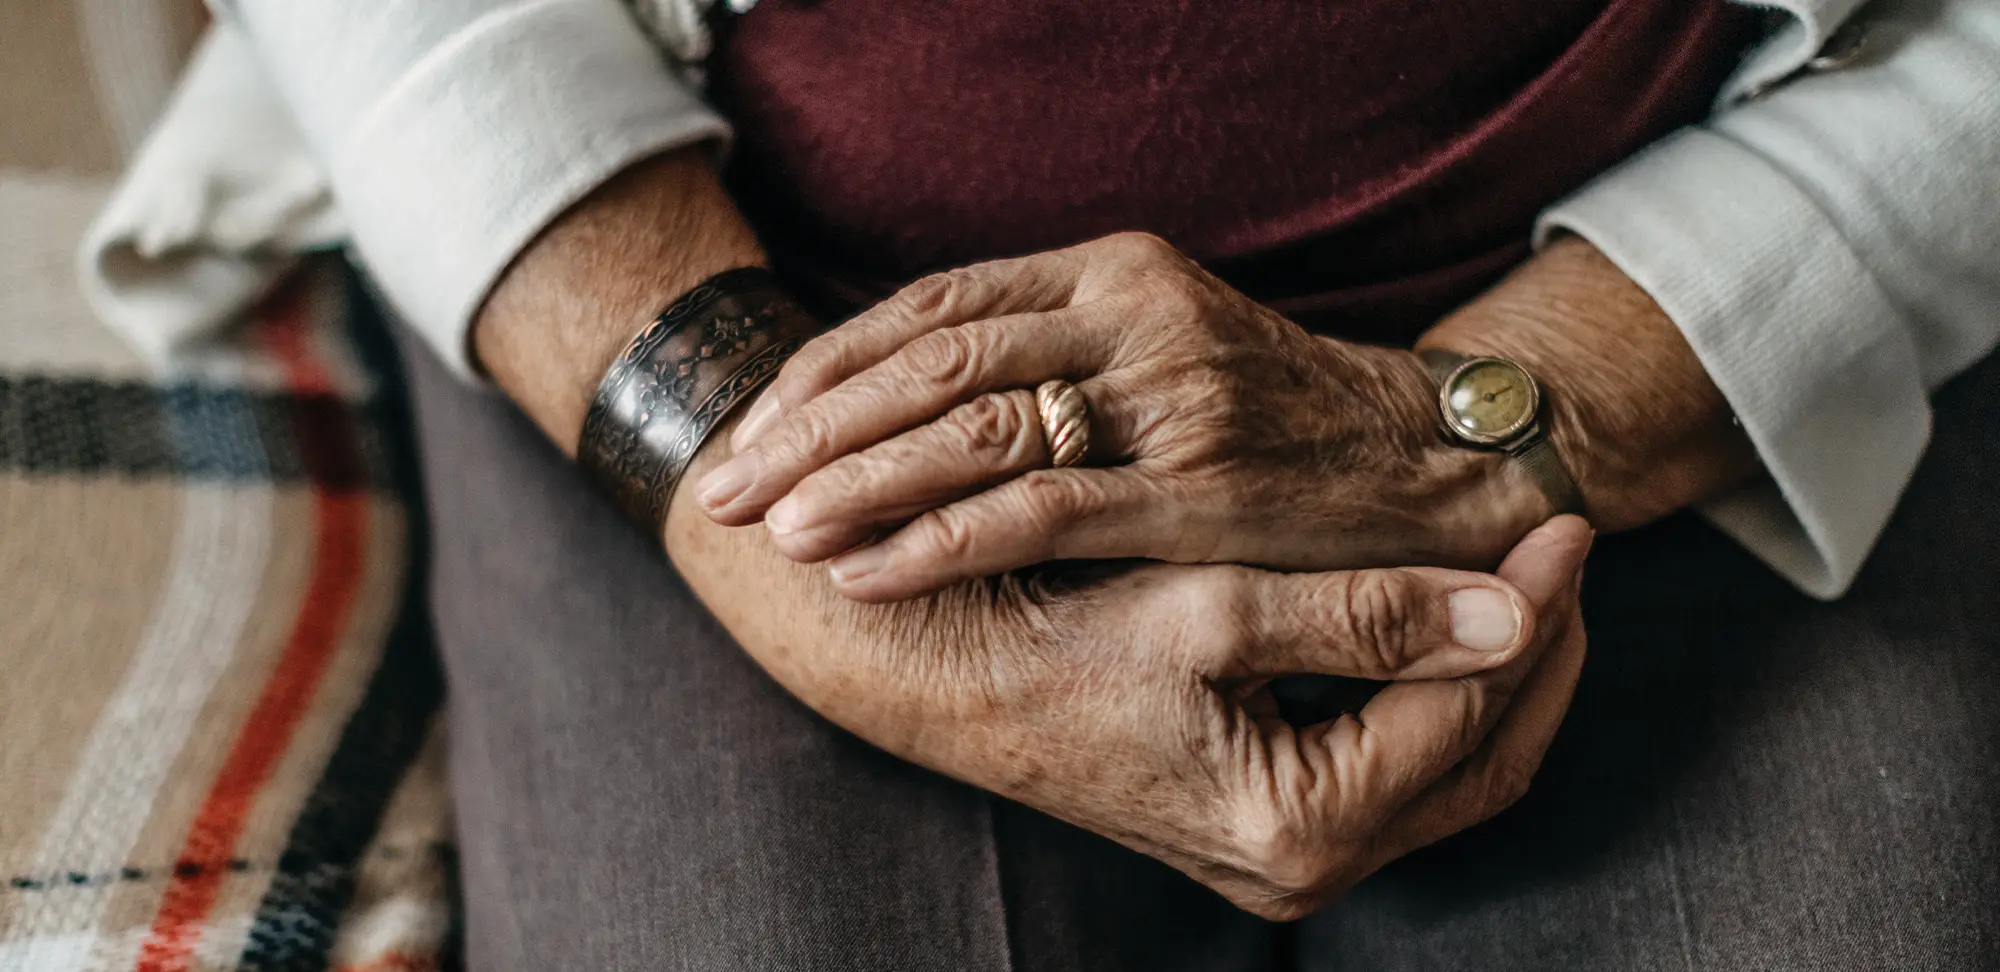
[699,232,1755,603]
[686,491,1593,920]
[696,232,1549,601]
[469,151,1647,920]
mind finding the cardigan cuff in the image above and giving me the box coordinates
[1538,127,1928,599]
[323,0,730,379]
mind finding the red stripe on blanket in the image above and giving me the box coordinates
[136,279,371,972]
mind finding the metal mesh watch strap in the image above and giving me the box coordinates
[1418,348,1584,518]
[1511,435,1584,517]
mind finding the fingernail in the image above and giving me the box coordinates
[1449,587,1521,652]
[766,496,810,536]
[697,452,760,510]
[829,545,890,584]
[731,393,783,450]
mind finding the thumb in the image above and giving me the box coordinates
[1495,515,1594,610]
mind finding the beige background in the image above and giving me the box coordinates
[0,0,204,174]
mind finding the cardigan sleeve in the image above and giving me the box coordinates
[208,0,730,378]
[1537,0,2000,598]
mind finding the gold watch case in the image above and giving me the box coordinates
[1436,356,1541,448]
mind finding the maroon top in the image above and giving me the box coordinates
[710,0,1760,342]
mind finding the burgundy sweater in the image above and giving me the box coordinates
[710,0,1760,342]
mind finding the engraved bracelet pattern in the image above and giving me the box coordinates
[578,268,824,533]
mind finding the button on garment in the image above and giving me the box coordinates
[1742,19,1871,99]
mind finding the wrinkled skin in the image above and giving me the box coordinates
[673,479,1592,920]
[478,156,1619,922]
[698,232,1549,602]
[669,230,1592,918]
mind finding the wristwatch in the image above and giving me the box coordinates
[1418,349,1584,517]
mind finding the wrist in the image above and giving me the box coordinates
[471,149,767,454]
[579,269,822,536]
[1351,343,1553,569]
[1417,236,1757,532]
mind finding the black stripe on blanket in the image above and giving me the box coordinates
[232,590,446,972]
[236,273,454,972]
[0,375,394,490]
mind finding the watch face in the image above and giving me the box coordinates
[1442,358,1538,445]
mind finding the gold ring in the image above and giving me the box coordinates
[1035,380,1091,468]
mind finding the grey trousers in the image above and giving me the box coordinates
[396,327,2000,972]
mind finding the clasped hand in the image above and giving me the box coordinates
[698,231,1548,601]
[681,232,1587,918]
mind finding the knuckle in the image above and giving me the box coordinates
[768,407,843,467]
[798,450,877,503]
[1145,270,1210,319]
[896,267,992,321]
[902,328,983,389]
[916,506,980,564]
[1211,566,1261,631]
[1011,468,1090,532]
[1108,230,1180,262]
[1231,810,1335,899]
[1160,569,1255,663]
[1447,677,1512,758]
[944,393,1035,461]
[1330,571,1421,674]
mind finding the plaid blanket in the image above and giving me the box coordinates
[0,4,459,970]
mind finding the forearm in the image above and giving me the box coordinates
[1417,236,1759,532]
[473,150,766,450]
[470,149,874,701]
